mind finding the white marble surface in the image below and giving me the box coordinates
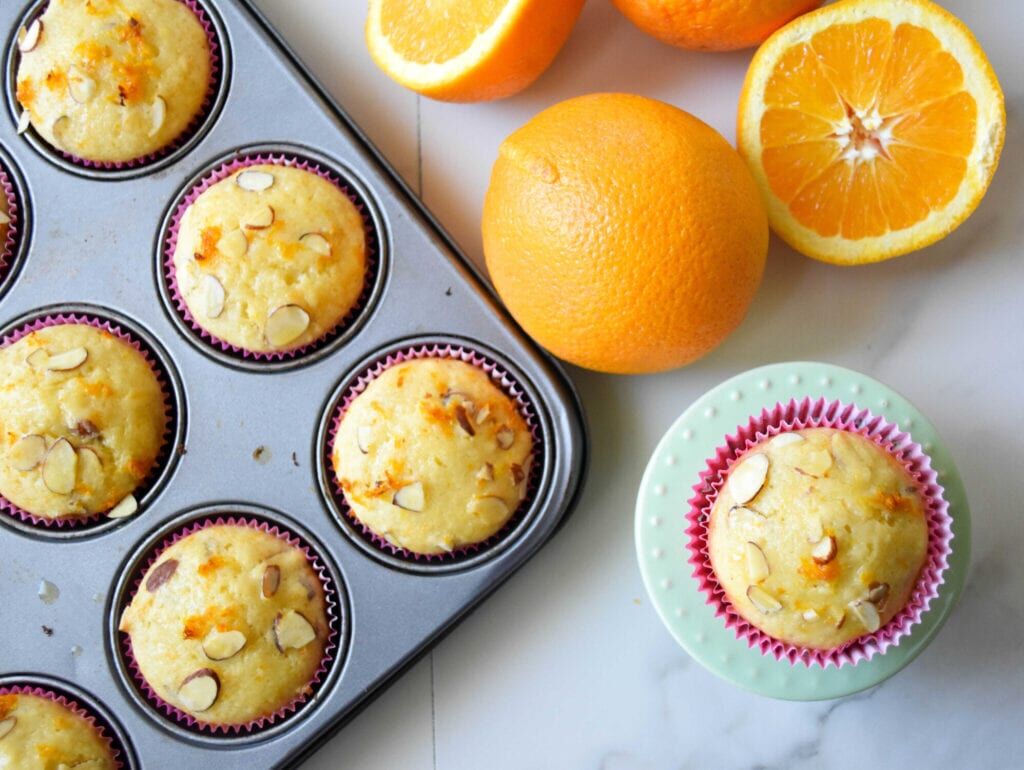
[251,1,1024,767]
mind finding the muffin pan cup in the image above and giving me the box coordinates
[0,0,588,765]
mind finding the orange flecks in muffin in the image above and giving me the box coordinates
[0,694,17,719]
[875,490,913,513]
[194,226,222,262]
[16,78,35,108]
[198,554,227,577]
[799,556,840,582]
[44,69,68,92]
[113,61,154,105]
[125,457,150,478]
[74,40,112,66]
[117,16,145,44]
[35,744,77,764]
[276,240,300,261]
[83,382,114,398]
[183,605,238,640]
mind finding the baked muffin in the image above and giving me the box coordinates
[0,691,117,769]
[15,0,211,164]
[708,427,928,649]
[171,164,367,353]
[333,357,533,555]
[0,323,167,520]
[0,186,10,247]
[119,524,330,725]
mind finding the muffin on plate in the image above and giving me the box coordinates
[0,690,117,769]
[708,427,929,649]
[119,523,330,726]
[0,322,167,521]
[332,356,533,556]
[171,163,367,354]
[14,0,211,164]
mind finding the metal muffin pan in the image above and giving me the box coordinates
[0,0,588,767]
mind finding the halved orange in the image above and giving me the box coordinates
[366,0,585,102]
[737,0,1004,264]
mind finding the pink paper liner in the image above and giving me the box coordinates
[162,152,379,361]
[325,344,542,563]
[118,515,341,735]
[0,163,20,287]
[0,684,125,768]
[686,397,953,669]
[0,313,176,530]
[16,0,221,170]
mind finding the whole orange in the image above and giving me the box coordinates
[611,0,823,51]
[482,93,768,375]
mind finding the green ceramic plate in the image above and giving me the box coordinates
[635,362,970,700]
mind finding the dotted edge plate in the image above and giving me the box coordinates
[635,362,971,701]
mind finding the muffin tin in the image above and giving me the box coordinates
[0,0,588,765]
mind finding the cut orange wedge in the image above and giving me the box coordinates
[366,0,585,102]
[737,0,1004,264]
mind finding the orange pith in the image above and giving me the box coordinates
[738,0,1004,264]
[380,0,506,63]
[761,18,973,240]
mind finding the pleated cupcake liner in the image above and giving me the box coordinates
[0,313,176,530]
[0,683,125,768]
[326,344,542,563]
[0,163,20,287]
[162,152,379,361]
[686,396,953,668]
[14,0,222,171]
[118,514,341,735]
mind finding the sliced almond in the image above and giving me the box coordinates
[11,434,47,471]
[145,558,178,592]
[476,463,494,482]
[77,446,103,481]
[46,347,88,371]
[770,432,804,449]
[727,454,769,505]
[148,95,166,137]
[356,425,373,454]
[744,542,770,583]
[262,564,281,598]
[811,535,837,565]
[218,228,248,259]
[51,115,70,147]
[834,611,847,629]
[25,348,48,369]
[67,66,97,103]
[867,581,890,609]
[41,438,77,495]
[511,463,525,484]
[236,169,275,192]
[474,405,492,425]
[73,419,99,439]
[299,232,331,256]
[392,481,425,512]
[201,274,225,318]
[242,204,275,230]
[802,609,819,621]
[264,304,309,348]
[0,717,15,740]
[179,669,219,712]
[18,20,42,52]
[454,404,475,436]
[467,495,509,518]
[746,585,782,614]
[273,610,316,651]
[107,493,137,519]
[16,110,31,135]
[0,210,8,226]
[849,599,881,632]
[496,427,515,449]
[202,628,247,661]
[727,506,765,530]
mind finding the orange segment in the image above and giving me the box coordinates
[737,0,1004,264]
[366,0,584,102]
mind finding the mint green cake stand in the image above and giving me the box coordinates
[635,362,970,700]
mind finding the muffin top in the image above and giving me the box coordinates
[0,691,117,769]
[708,428,929,649]
[0,324,167,520]
[333,358,533,555]
[171,164,367,353]
[119,524,330,725]
[15,0,211,163]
